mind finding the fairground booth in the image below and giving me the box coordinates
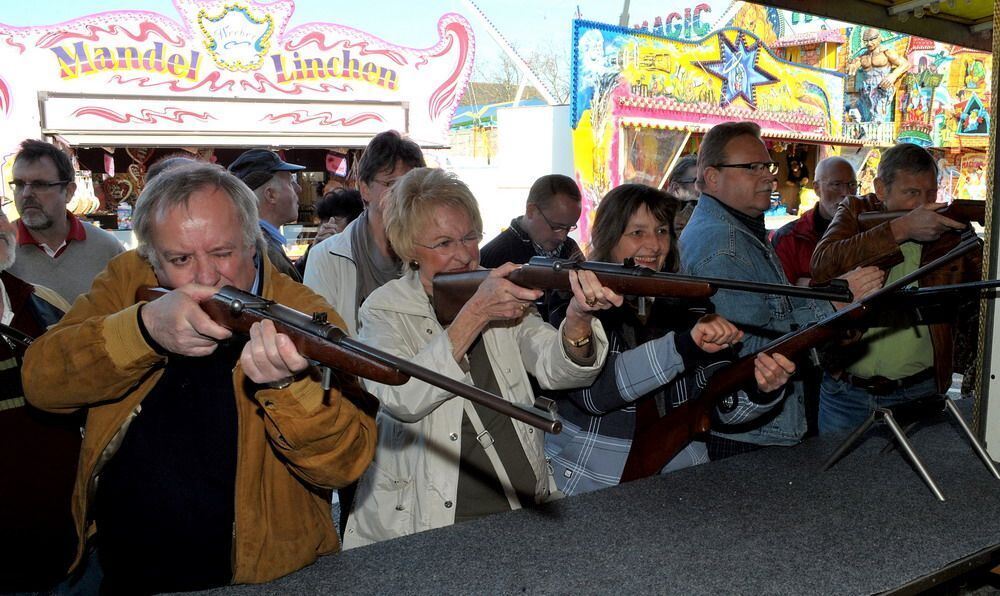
[570,1,992,240]
[0,0,474,252]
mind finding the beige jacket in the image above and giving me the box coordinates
[343,269,608,548]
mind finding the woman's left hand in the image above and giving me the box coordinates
[753,352,796,394]
[563,270,623,339]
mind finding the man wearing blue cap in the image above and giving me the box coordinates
[229,149,305,281]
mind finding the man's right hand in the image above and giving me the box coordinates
[890,203,966,243]
[140,284,232,356]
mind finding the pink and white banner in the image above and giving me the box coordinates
[0,0,474,152]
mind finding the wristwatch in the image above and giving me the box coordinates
[564,333,592,348]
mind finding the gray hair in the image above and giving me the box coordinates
[696,121,762,188]
[133,162,263,265]
[383,167,482,264]
[877,143,937,189]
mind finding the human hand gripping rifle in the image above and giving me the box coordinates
[431,257,854,325]
[135,286,561,433]
[857,200,985,231]
[622,233,986,479]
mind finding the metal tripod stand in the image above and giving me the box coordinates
[823,395,1000,501]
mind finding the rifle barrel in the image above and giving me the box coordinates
[137,286,562,433]
[564,258,854,303]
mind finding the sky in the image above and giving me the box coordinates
[0,0,717,72]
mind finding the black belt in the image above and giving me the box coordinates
[841,368,935,396]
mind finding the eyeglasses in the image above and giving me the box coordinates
[673,178,697,185]
[9,180,70,194]
[414,232,483,254]
[713,162,779,176]
[822,180,859,193]
[371,177,400,190]
[536,206,578,233]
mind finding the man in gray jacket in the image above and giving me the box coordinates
[303,130,425,336]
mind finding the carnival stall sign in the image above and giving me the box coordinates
[571,19,849,239]
[0,0,474,213]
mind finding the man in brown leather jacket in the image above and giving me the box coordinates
[23,162,376,593]
[810,143,981,433]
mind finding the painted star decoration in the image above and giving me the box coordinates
[699,33,778,110]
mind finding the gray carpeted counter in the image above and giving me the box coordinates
[202,403,1000,595]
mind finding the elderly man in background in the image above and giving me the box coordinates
[480,174,585,267]
[228,149,306,282]
[771,156,858,286]
[23,162,375,594]
[7,139,124,303]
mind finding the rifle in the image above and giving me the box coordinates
[0,322,34,351]
[136,286,562,433]
[623,234,984,479]
[857,200,985,230]
[432,257,853,325]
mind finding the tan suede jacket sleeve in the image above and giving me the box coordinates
[810,194,903,284]
[244,275,376,489]
[23,251,164,413]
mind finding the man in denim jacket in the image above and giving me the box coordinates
[679,122,881,458]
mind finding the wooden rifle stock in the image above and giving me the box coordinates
[432,257,853,325]
[858,200,985,231]
[136,286,562,433]
[624,234,984,479]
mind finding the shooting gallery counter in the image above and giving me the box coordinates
[200,401,1000,595]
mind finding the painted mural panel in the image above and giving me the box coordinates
[571,18,845,231]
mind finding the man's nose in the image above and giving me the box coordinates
[454,239,476,263]
[193,257,220,286]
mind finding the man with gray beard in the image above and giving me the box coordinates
[7,139,124,303]
[0,204,81,592]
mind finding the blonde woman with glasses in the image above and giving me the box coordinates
[344,167,619,547]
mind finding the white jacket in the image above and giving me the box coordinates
[303,219,359,335]
[343,270,609,548]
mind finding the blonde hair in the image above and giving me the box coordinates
[382,168,482,263]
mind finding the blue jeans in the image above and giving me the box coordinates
[818,373,939,435]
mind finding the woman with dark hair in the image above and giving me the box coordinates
[295,189,365,274]
[545,184,796,496]
[315,189,364,241]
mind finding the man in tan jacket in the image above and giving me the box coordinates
[23,162,376,593]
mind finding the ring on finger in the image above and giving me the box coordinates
[585,297,597,306]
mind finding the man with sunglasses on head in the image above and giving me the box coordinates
[679,122,883,456]
[304,130,425,337]
[770,157,858,286]
[7,139,124,303]
[665,154,699,235]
